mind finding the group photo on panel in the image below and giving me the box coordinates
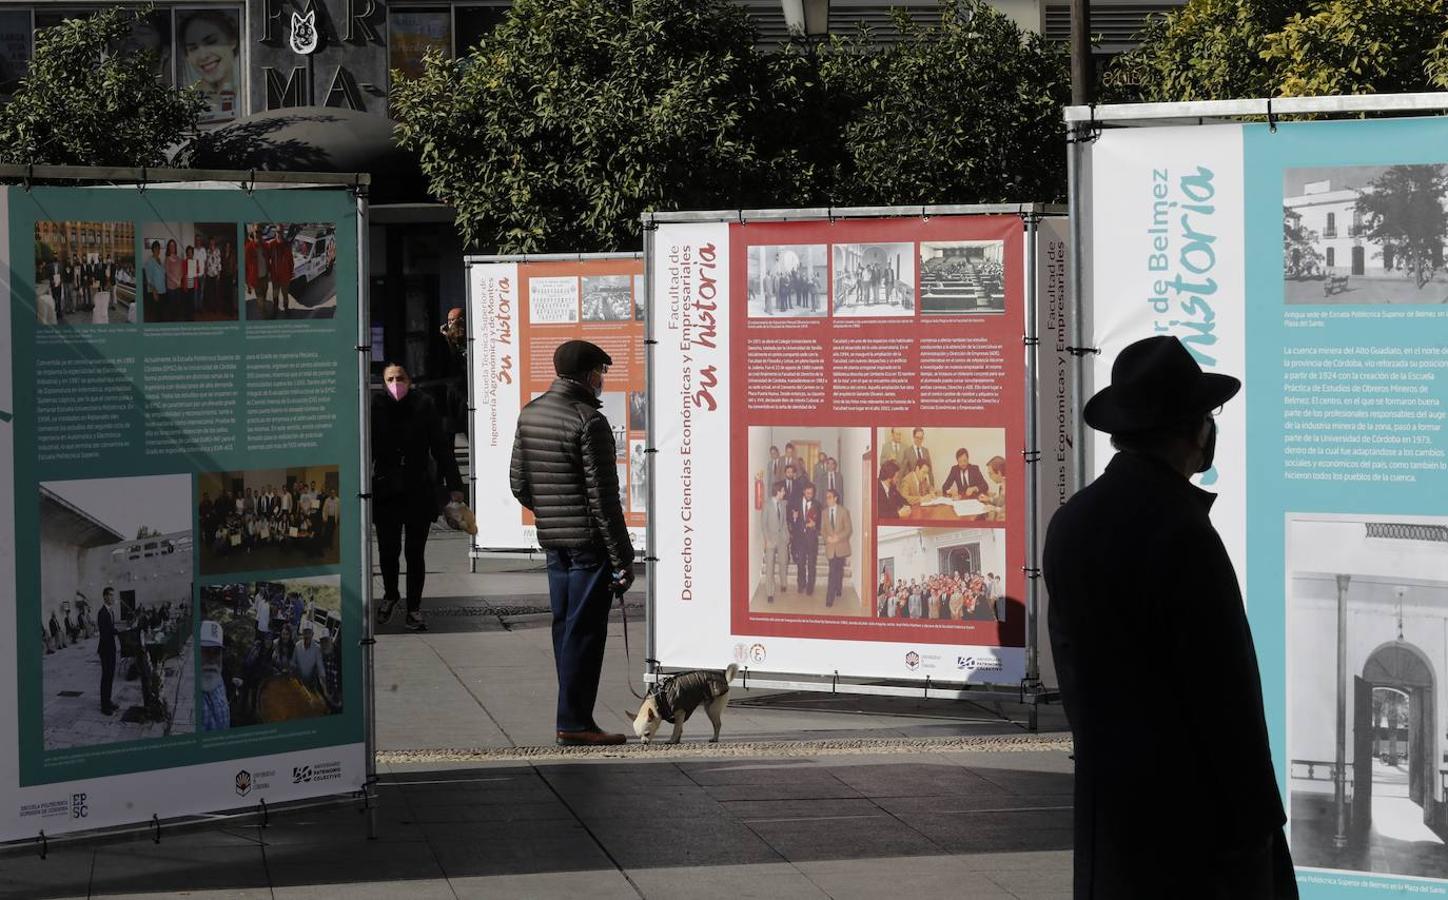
[34,221,137,326]
[749,428,867,616]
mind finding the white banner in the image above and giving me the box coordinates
[468,262,526,548]
[1087,126,1248,589]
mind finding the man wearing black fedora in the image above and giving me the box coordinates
[1044,336,1295,898]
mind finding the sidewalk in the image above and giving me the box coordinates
[7,527,1076,899]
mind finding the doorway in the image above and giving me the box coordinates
[1352,246,1365,276]
[1352,642,1438,842]
[938,542,980,577]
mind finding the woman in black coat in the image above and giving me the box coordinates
[372,363,464,631]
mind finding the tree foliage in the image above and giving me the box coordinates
[1264,0,1448,96]
[1282,207,1323,277]
[1114,0,1448,101]
[1355,164,1448,288]
[0,5,204,166]
[1108,0,1293,102]
[392,0,1069,253]
[821,2,1069,206]
[392,0,789,253]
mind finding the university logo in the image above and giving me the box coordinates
[905,651,921,671]
[70,792,87,819]
[749,643,767,663]
[235,770,253,797]
[293,765,313,784]
[289,10,319,55]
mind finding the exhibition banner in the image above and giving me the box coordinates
[467,256,647,552]
[1087,115,1448,895]
[650,214,1033,684]
[1,185,366,842]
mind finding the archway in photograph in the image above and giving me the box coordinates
[937,542,979,577]
[1353,641,1438,846]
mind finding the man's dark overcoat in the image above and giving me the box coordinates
[1043,452,1289,898]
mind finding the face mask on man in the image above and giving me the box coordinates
[1197,419,1218,473]
[386,381,408,402]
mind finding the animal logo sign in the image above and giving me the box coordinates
[289,10,319,55]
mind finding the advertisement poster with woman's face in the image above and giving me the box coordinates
[176,8,240,123]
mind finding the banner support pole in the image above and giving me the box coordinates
[1022,211,1042,733]
[355,187,380,841]
[642,221,658,679]
[1067,129,1090,502]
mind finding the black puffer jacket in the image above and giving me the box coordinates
[372,388,464,522]
[510,378,634,568]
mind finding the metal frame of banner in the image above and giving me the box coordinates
[1061,90,1448,499]
[641,204,1065,718]
[0,167,377,852]
[460,252,645,568]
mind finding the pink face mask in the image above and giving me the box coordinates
[386,382,408,401]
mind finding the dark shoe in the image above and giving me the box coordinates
[101,705,115,716]
[767,595,774,603]
[404,612,427,632]
[556,730,627,746]
[377,596,399,626]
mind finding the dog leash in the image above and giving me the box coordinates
[616,590,652,701]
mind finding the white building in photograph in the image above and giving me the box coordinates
[1289,514,1448,879]
[1284,180,1375,277]
[40,487,193,629]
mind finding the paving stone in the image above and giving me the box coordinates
[449,869,640,900]
[629,862,830,900]
[746,813,944,863]
[793,854,1017,899]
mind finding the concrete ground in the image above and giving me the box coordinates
[5,527,1076,899]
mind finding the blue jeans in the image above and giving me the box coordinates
[545,547,613,732]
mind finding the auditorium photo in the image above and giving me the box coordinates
[34,220,136,326]
[196,466,341,576]
[1284,164,1448,305]
[1287,512,1448,880]
[920,241,1006,314]
[875,526,1009,624]
[832,242,916,316]
[745,427,871,617]
[39,474,195,750]
[582,274,633,321]
[198,575,343,732]
[746,244,828,318]
[875,426,1008,524]
[140,222,239,323]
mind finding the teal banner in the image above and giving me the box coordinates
[1,184,367,841]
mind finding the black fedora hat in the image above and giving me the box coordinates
[1083,336,1240,434]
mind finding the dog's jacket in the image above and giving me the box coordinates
[652,670,730,723]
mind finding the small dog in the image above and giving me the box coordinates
[632,664,738,744]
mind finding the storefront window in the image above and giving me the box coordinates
[0,10,31,98]
[389,8,452,81]
[454,3,508,56]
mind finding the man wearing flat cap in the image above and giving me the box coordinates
[511,339,634,746]
[1044,336,1295,899]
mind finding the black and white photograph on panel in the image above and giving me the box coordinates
[1284,164,1448,304]
[40,474,195,750]
[628,390,647,433]
[920,241,1006,314]
[581,275,633,321]
[832,243,916,316]
[746,245,828,318]
[1287,513,1448,879]
[629,439,647,514]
